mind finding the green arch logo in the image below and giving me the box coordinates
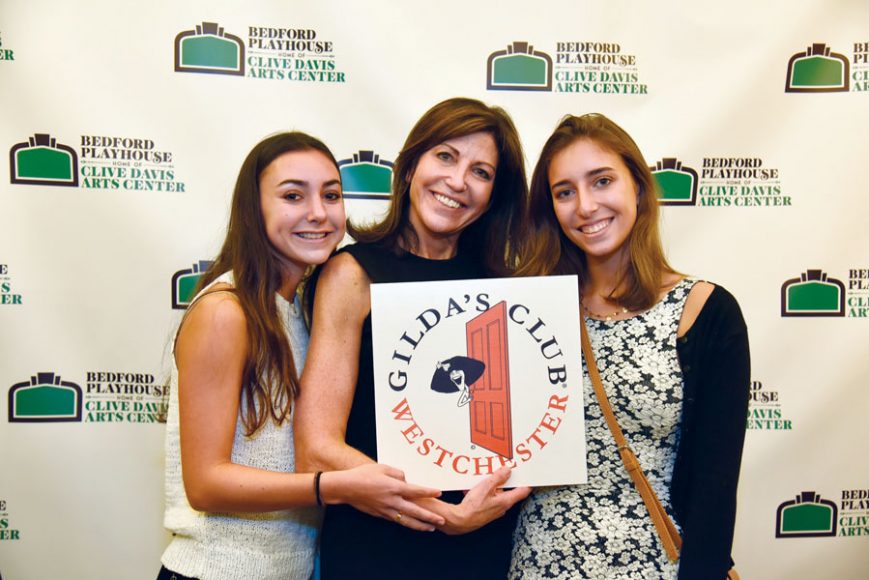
[776,491,838,537]
[171,260,214,309]
[8,372,82,422]
[487,42,553,91]
[786,43,849,92]
[9,134,79,187]
[651,158,698,206]
[174,22,245,76]
[338,150,394,200]
[781,270,846,317]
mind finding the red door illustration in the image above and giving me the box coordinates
[466,301,513,458]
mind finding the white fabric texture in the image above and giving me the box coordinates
[161,272,320,580]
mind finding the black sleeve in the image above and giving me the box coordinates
[675,286,750,579]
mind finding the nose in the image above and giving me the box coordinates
[576,187,599,217]
[445,165,468,193]
[307,195,327,222]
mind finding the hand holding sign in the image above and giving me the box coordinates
[430,466,532,535]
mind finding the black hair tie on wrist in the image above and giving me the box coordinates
[314,471,324,506]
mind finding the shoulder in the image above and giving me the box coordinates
[174,287,251,368]
[678,280,746,337]
[178,286,248,345]
[318,251,370,292]
[312,251,372,322]
[338,241,382,265]
[675,279,711,337]
[337,240,412,283]
[696,283,745,323]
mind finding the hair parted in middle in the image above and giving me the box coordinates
[515,113,677,311]
[348,97,528,276]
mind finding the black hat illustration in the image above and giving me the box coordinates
[431,356,485,407]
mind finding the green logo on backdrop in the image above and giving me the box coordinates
[172,260,214,309]
[175,22,245,76]
[9,134,79,186]
[776,491,838,537]
[651,158,698,206]
[0,30,15,61]
[786,43,849,92]
[8,372,83,422]
[1,263,22,306]
[338,151,394,200]
[487,42,553,91]
[781,270,846,317]
[0,498,21,541]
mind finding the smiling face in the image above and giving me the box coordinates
[549,138,638,268]
[406,132,498,257]
[258,149,345,289]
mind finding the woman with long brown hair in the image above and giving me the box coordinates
[295,98,531,579]
[159,132,442,580]
[510,114,749,579]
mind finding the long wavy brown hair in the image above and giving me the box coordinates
[515,114,677,310]
[194,132,340,436]
[348,97,528,276]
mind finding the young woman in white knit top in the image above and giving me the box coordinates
[159,132,444,580]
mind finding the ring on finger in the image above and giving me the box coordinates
[395,511,403,523]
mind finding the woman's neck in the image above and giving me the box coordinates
[403,229,460,260]
[580,261,632,321]
[277,269,303,301]
[583,254,626,303]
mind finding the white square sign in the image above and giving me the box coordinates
[371,275,587,491]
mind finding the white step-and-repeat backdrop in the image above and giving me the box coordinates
[1,1,867,578]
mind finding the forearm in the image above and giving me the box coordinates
[298,435,374,472]
[183,463,319,513]
[184,457,431,519]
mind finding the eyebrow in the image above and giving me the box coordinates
[550,166,614,189]
[438,142,496,170]
[439,142,459,155]
[277,179,307,187]
[276,178,342,188]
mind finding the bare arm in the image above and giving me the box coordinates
[175,289,442,527]
[296,252,374,472]
[295,253,445,528]
[176,291,320,512]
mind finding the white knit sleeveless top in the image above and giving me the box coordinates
[161,272,320,580]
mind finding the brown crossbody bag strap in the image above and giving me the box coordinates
[579,308,682,561]
[579,309,740,580]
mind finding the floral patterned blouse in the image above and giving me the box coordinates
[510,279,697,579]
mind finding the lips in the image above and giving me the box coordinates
[580,218,612,235]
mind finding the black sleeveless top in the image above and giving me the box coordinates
[319,242,521,580]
